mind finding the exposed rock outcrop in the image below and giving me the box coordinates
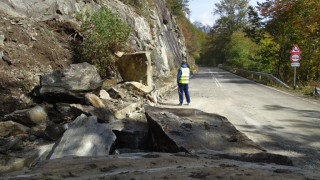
[0,0,189,116]
[117,52,153,87]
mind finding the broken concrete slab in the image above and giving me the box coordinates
[145,106,264,154]
[47,114,116,159]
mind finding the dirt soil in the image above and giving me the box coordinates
[0,11,78,117]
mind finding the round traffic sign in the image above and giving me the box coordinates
[290,54,301,62]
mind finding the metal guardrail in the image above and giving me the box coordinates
[231,68,290,89]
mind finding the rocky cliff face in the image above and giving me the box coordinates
[0,0,187,74]
[0,0,188,116]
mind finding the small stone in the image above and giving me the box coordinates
[0,34,5,47]
[31,36,37,41]
[99,90,111,100]
[115,51,124,57]
[85,93,105,108]
[27,106,47,125]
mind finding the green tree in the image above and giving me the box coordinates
[213,0,249,36]
[259,0,320,84]
[166,0,190,17]
[224,31,259,69]
[199,0,250,66]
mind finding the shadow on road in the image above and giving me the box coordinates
[238,104,320,171]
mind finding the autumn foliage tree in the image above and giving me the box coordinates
[258,0,320,85]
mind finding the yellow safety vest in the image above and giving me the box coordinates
[179,67,190,84]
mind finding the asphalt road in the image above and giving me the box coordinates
[162,67,320,170]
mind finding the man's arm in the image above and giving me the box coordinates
[177,68,181,84]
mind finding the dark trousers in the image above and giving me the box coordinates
[178,83,190,104]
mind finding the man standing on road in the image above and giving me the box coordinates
[177,60,190,106]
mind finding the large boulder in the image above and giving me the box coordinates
[39,63,102,103]
[117,52,153,87]
[47,114,116,159]
[145,106,264,154]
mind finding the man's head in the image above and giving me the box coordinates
[181,60,187,65]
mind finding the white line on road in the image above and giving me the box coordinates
[208,68,222,87]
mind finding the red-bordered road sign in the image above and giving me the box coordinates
[290,54,301,62]
[290,45,301,53]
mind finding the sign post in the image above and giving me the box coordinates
[290,45,301,89]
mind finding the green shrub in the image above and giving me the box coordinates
[119,0,154,17]
[79,7,131,78]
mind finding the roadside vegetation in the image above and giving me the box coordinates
[198,0,319,94]
[76,7,131,78]
[165,0,209,70]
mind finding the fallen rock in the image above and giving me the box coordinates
[91,108,116,123]
[0,33,4,47]
[109,118,153,151]
[47,114,116,159]
[4,109,34,126]
[69,104,95,116]
[101,79,118,91]
[0,136,24,153]
[39,62,102,103]
[44,121,65,141]
[145,106,263,154]
[3,106,47,127]
[0,121,29,137]
[69,104,116,123]
[85,93,105,108]
[99,90,111,100]
[116,52,153,87]
[0,150,38,173]
[47,103,77,124]
[122,81,153,95]
[107,87,125,99]
[27,106,47,125]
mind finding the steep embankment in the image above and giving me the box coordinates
[0,0,188,116]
